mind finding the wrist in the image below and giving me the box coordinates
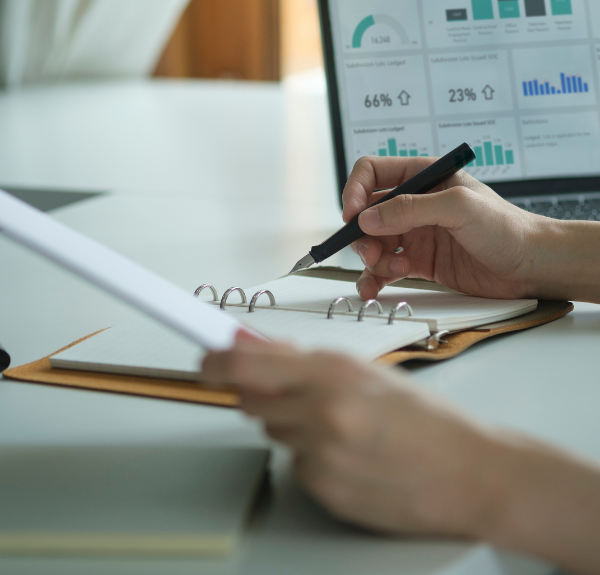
[525,216,600,303]
[463,430,600,573]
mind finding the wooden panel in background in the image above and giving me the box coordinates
[154,0,280,81]
[280,0,323,77]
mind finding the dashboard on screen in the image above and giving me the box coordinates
[320,0,600,198]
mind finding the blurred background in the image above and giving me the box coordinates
[0,0,324,86]
[155,0,323,81]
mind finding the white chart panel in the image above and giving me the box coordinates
[333,0,422,53]
[514,44,596,110]
[422,0,587,49]
[429,50,514,116]
[521,112,600,178]
[343,56,430,121]
[351,123,435,164]
[437,117,522,181]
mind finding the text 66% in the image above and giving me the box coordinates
[364,93,393,108]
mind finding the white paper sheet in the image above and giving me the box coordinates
[0,189,243,350]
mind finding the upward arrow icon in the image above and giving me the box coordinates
[398,90,411,106]
[482,85,495,100]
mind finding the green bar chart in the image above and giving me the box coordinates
[446,0,572,21]
[468,142,515,167]
[551,0,572,15]
[472,0,494,20]
[498,0,520,18]
[377,138,429,158]
[494,145,505,165]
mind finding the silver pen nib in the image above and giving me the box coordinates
[289,253,315,274]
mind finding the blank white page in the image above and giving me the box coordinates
[242,275,537,331]
[228,307,430,362]
[51,310,430,379]
[51,321,207,381]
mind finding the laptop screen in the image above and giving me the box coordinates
[319,0,600,199]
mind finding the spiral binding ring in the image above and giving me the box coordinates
[327,297,354,319]
[194,284,218,301]
[388,302,414,325]
[249,290,276,313]
[220,287,247,310]
[357,299,384,322]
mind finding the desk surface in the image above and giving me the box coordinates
[0,78,590,575]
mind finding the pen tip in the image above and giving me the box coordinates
[289,254,315,275]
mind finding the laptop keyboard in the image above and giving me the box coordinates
[510,194,600,221]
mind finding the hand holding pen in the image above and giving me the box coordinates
[291,142,549,302]
[341,151,544,302]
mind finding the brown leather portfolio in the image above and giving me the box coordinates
[3,268,573,408]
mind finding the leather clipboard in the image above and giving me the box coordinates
[2,268,573,408]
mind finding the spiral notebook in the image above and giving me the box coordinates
[50,274,538,382]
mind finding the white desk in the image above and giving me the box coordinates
[0,78,591,575]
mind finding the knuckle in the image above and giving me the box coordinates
[353,156,372,171]
[448,185,476,207]
[389,193,414,223]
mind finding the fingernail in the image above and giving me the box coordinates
[390,257,404,277]
[356,279,366,296]
[358,244,368,266]
[360,208,382,230]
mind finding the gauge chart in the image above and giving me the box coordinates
[352,14,409,47]
[338,0,421,52]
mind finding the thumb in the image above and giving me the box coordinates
[358,187,478,236]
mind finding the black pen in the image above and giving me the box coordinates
[289,143,476,274]
[0,342,10,372]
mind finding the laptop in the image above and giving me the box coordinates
[318,0,600,220]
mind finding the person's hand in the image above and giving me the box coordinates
[342,157,546,301]
[203,336,600,574]
[203,334,497,537]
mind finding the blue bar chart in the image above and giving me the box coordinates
[522,73,589,96]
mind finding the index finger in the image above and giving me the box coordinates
[342,156,435,223]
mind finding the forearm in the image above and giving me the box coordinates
[473,433,600,574]
[528,218,600,303]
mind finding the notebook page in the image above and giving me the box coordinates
[227,307,430,362]
[242,275,537,331]
[51,310,430,380]
[51,322,206,381]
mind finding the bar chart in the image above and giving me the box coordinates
[471,0,493,19]
[522,73,588,96]
[445,0,573,21]
[498,0,520,18]
[550,0,572,15]
[467,141,515,167]
[524,0,573,16]
[351,123,434,165]
[378,138,429,157]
